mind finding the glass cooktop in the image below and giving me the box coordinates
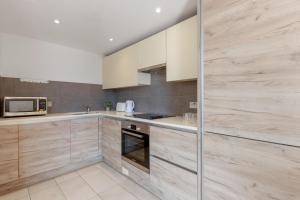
[132,113,172,120]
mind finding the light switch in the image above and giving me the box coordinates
[122,167,129,176]
[189,102,197,109]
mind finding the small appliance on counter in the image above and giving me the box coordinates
[2,97,47,117]
[116,102,126,112]
[125,100,135,113]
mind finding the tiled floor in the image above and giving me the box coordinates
[0,162,160,200]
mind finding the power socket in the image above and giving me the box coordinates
[189,102,197,109]
[122,167,129,176]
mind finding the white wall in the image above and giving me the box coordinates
[0,33,102,85]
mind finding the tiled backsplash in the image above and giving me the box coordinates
[114,68,197,115]
[0,69,197,115]
[0,77,116,113]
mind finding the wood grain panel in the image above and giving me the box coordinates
[71,117,99,162]
[0,157,102,196]
[150,156,197,200]
[204,133,300,200]
[204,0,300,146]
[102,118,122,171]
[99,117,102,155]
[19,121,70,178]
[150,126,197,172]
[0,126,18,184]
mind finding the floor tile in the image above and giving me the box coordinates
[77,165,102,176]
[30,186,66,200]
[0,188,30,200]
[58,176,96,200]
[29,179,57,194]
[55,172,79,184]
[99,185,138,200]
[96,163,127,183]
[80,169,117,194]
[89,196,102,200]
[120,179,160,200]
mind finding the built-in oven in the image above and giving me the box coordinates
[2,97,47,117]
[121,121,150,173]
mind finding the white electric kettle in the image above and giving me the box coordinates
[125,100,135,113]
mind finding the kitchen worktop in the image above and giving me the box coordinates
[0,111,197,133]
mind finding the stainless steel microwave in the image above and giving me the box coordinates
[2,97,47,117]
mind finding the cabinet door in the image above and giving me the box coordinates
[166,16,198,81]
[102,118,121,171]
[19,121,70,178]
[99,117,102,156]
[204,133,300,200]
[71,117,99,162]
[103,45,150,89]
[150,126,197,172]
[150,156,197,200]
[138,31,166,70]
[0,125,18,184]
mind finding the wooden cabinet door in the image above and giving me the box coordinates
[0,125,18,184]
[71,117,99,162]
[150,126,197,172]
[137,31,166,70]
[99,117,102,156]
[166,15,198,82]
[204,133,300,200]
[19,121,70,178]
[102,118,121,171]
[150,156,197,200]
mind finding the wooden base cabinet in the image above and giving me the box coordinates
[0,126,18,185]
[102,118,122,171]
[71,117,100,162]
[204,133,300,200]
[150,126,197,172]
[150,156,197,200]
[19,121,71,178]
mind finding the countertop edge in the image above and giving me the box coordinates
[0,112,198,133]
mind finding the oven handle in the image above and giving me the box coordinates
[122,130,144,139]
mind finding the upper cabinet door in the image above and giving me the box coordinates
[103,45,151,89]
[137,31,166,71]
[166,16,198,82]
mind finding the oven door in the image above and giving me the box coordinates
[3,97,38,117]
[122,129,149,173]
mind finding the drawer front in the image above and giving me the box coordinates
[19,121,70,178]
[0,126,18,184]
[102,118,122,171]
[150,156,197,200]
[150,126,197,172]
[71,117,99,162]
[204,133,300,200]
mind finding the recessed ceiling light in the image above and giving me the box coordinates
[109,38,114,42]
[155,7,161,13]
[54,19,60,24]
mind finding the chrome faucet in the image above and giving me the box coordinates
[84,105,91,113]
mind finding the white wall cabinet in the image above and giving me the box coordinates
[103,44,151,89]
[137,31,166,71]
[102,16,197,89]
[166,16,198,82]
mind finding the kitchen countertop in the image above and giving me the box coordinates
[0,111,197,133]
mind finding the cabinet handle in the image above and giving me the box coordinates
[122,131,144,139]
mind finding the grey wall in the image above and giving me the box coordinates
[114,68,197,115]
[0,68,197,115]
[0,77,116,113]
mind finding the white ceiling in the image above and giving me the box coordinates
[0,0,197,55]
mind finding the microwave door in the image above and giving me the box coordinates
[4,98,38,116]
[9,100,36,112]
